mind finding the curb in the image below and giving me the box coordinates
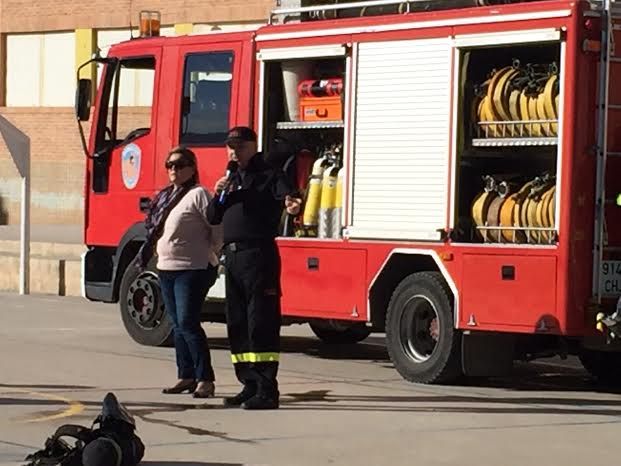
[0,242,84,296]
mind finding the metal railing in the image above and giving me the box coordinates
[592,0,613,303]
[271,0,436,23]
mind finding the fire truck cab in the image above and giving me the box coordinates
[77,0,621,384]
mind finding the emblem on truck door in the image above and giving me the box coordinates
[121,143,142,190]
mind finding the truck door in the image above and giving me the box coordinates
[155,41,247,192]
[86,46,162,246]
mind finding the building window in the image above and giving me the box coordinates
[6,32,75,107]
[180,51,234,146]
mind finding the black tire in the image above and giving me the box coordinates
[119,259,174,347]
[309,321,371,344]
[579,348,621,384]
[385,271,462,384]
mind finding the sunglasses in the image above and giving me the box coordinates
[165,159,192,170]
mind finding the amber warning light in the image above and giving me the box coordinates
[139,10,161,37]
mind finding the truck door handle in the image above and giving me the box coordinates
[139,197,151,212]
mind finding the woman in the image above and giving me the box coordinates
[137,146,222,398]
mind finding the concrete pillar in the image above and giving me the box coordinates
[277,0,302,7]
[0,0,4,106]
[0,34,6,106]
[75,28,96,100]
[174,23,193,35]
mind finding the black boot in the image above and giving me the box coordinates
[223,386,256,408]
[241,393,279,410]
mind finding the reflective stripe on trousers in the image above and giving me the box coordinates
[231,352,280,363]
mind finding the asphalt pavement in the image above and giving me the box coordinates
[1,292,621,466]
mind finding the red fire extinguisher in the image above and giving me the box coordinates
[297,78,343,97]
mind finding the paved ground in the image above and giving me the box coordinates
[1,292,621,466]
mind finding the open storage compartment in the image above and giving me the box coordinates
[260,51,347,239]
[454,39,561,245]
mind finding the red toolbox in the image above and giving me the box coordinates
[299,96,343,121]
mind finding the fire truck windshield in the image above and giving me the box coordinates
[96,56,156,149]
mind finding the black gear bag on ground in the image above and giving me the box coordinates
[24,392,144,466]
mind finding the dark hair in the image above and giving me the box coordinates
[167,145,199,185]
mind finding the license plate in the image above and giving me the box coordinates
[601,261,621,296]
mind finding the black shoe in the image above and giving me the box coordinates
[241,394,279,410]
[223,388,256,408]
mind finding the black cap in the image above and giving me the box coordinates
[82,438,122,466]
[225,126,257,145]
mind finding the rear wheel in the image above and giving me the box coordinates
[119,260,173,347]
[579,348,621,384]
[309,320,371,344]
[385,271,462,384]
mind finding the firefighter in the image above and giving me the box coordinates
[207,126,301,410]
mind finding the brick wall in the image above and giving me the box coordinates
[0,107,157,225]
[1,0,274,33]
[0,0,277,227]
[0,108,89,225]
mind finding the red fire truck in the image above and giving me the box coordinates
[76,0,621,384]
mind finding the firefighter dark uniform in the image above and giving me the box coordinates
[207,146,293,410]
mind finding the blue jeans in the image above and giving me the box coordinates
[158,267,218,382]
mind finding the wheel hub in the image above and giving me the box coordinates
[127,272,165,329]
[399,294,440,363]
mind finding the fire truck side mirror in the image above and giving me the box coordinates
[75,78,92,122]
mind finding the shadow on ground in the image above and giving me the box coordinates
[207,335,390,363]
[0,383,95,390]
[4,382,621,420]
[141,462,244,466]
[207,335,618,394]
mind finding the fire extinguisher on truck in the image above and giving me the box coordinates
[75,0,621,385]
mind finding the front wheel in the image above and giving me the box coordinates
[119,260,173,347]
[385,271,462,384]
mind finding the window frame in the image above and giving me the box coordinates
[96,55,156,151]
